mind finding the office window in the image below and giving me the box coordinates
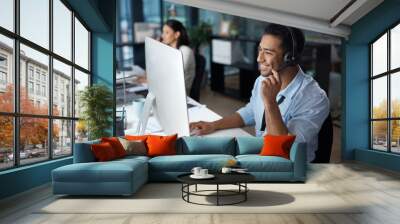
[0,34,14,113]
[162,3,189,26]
[74,17,89,70]
[143,0,161,23]
[370,22,400,154]
[53,0,72,60]
[0,116,13,170]
[0,0,91,170]
[53,59,72,117]
[19,117,49,165]
[0,0,14,32]
[74,69,89,143]
[21,44,49,116]
[20,0,49,49]
[391,24,400,70]
[74,69,89,118]
[53,119,72,158]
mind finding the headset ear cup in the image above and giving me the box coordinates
[283,52,294,66]
[283,52,291,65]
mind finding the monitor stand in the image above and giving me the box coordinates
[135,92,157,135]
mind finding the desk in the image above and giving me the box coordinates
[186,98,250,137]
[123,94,251,137]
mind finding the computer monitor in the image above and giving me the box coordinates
[136,37,190,137]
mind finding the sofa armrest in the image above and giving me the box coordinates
[73,140,100,163]
[289,142,307,181]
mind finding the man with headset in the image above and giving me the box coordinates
[190,24,330,162]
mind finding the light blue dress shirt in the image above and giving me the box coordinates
[237,68,330,162]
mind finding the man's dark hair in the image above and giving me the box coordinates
[263,24,305,56]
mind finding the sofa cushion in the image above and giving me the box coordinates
[53,158,147,183]
[177,137,236,155]
[148,154,235,172]
[115,155,150,163]
[236,155,293,172]
[235,137,263,155]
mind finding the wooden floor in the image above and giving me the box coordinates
[1,162,400,224]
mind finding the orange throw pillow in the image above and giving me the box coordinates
[91,142,117,161]
[146,134,178,157]
[124,135,149,141]
[101,137,127,158]
[260,135,296,159]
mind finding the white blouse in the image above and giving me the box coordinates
[179,45,196,93]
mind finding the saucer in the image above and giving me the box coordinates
[190,174,215,179]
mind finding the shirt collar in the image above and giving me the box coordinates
[277,67,305,101]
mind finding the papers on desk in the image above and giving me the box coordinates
[126,83,148,93]
[124,116,163,135]
[116,65,145,79]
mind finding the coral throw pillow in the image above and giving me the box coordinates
[91,142,117,162]
[260,135,296,159]
[146,134,178,157]
[101,137,127,158]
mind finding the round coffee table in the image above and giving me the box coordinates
[177,173,255,206]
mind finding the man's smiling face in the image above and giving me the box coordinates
[257,34,285,77]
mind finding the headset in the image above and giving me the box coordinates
[278,27,298,72]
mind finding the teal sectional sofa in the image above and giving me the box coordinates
[52,136,307,196]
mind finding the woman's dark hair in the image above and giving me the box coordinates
[165,19,190,48]
[263,24,305,56]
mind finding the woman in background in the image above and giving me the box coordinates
[161,19,195,93]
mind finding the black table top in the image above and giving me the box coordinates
[177,172,255,185]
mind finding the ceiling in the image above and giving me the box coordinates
[166,0,384,38]
[227,0,352,22]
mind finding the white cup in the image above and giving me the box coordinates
[221,167,232,174]
[200,169,208,176]
[191,167,202,176]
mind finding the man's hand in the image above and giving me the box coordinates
[189,121,216,135]
[261,69,282,105]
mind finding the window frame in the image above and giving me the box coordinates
[0,0,92,171]
[370,20,400,154]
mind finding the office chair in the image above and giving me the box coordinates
[312,113,333,163]
[190,53,206,102]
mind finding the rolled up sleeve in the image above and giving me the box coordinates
[287,91,330,144]
[237,102,255,126]
[236,81,257,126]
